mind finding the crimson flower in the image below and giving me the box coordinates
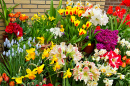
[47,83,53,86]
[107,6,113,14]
[120,0,130,7]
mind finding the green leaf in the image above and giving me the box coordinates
[8,4,19,13]
[81,41,91,50]
[50,0,54,17]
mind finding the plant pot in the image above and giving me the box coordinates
[78,47,82,52]
[83,43,95,54]
[40,42,52,50]
[2,32,8,41]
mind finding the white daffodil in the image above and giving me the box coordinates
[114,48,120,55]
[93,4,100,9]
[126,51,130,56]
[117,74,125,79]
[99,49,107,55]
[76,1,82,6]
[82,8,92,17]
[127,43,130,49]
[85,1,92,7]
[103,78,113,86]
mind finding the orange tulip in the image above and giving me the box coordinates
[0,76,3,84]
[122,56,127,61]
[122,62,126,68]
[4,76,9,82]
[16,12,21,15]
[25,16,29,20]
[14,13,19,18]
[10,18,16,22]
[9,81,15,86]
[126,59,130,65]
[9,13,14,17]
[2,73,7,78]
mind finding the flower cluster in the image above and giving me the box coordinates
[49,42,83,71]
[95,29,118,51]
[0,73,9,84]
[31,13,46,21]
[120,0,130,7]
[5,22,23,37]
[72,61,100,85]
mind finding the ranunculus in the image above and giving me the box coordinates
[5,25,14,34]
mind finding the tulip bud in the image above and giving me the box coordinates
[4,76,9,83]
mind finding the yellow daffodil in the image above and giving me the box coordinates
[61,25,63,28]
[41,15,45,20]
[82,24,86,29]
[65,10,70,15]
[71,16,75,23]
[49,16,55,21]
[74,20,80,26]
[25,68,37,80]
[86,21,92,29]
[33,14,38,19]
[50,55,58,64]
[12,76,24,84]
[31,17,34,21]
[78,10,83,17]
[58,9,65,15]
[37,37,44,44]
[60,28,64,32]
[63,68,72,78]
[50,41,55,50]
[53,62,60,71]
[42,48,50,59]
[78,28,87,35]
[25,48,35,61]
[34,64,44,74]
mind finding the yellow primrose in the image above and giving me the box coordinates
[53,62,60,71]
[58,9,65,15]
[25,68,37,80]
[42,48,50,59]
[74,20,80,26]
[37,37,44,44]
[78,28,87,35]
[12,76,24,84]
[49,16,55,21]
[82,24,86,29]
[86,21,92,29]
[63,68,72,78]
[60,28,64,32]
[71,16,75,23]
[35,64,44,74]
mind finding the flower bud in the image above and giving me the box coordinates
[39,82,42,85]
[36,44,39,49]
[23,44,26,50]
[38,44,41,49]
[6,52,9,57]
[28,37,32,41]
[4,42,6,47]
[3,51,5,55]
[28,41,30,45]
[12,52,14,57]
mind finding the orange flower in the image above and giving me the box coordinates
[10,18,16,22]
[122,62,126,68]
[25,16,29,20]
[16,12,21,15]
[70,10,73,15]
[9,81,15,86]
[2,73,7,78]
[65,10,70,15]
[4,76,9,82]
[0,76,3,84]
[9,13,14,17]
[122,56,127,61]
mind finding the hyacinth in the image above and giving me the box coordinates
[49,42,82,71]
[72,61,100,85]
[95,29,119,51]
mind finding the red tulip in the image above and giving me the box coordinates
[4,76,9,83]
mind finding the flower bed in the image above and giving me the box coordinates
[0,0,130,86]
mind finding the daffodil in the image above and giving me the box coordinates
[34,64,45,74]
[42,48,50,59]
[60,28,64,32]
[37,37,44,44]
[50,41,55,50]
[63,68,72,78]
[41,15,45,20]
[25,48,35,61]
[49,16,55,21]
[53,62,60,71]
[71,16,75,23]
[12,76,24,84]
[31,17,34,21]
[74,20,80,26]
[78,28,86,35]
[50,55,58,64]
[25,68,37,80]
[58,9,65,15]
[33,14,38,19]
[86,21,92,29]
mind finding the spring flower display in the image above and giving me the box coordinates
[1,0,130,86]
[95,29,119,51]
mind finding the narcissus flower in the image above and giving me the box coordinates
[74,20,80,26]
[86,21,92,29]
[25,68,37,80]
[71,16,75,23]
[78,28,86,35]
[25,48,35,61]
[58,9,65,15]
[37,37,44,44]
[49,16,55,21]
[60,28,64,32]
[63,68,72,78]
[53,62,60,71]
[12,76,24,84]
[42,48,50,59]
[35,64,45,74]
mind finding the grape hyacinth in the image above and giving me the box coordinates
[95,29,118,51]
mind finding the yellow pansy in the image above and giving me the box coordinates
[74,20,80,26]
[63,68,72,78]
[12,76,24,84]
[42,48,50,59]
[49,16,55,21]
[58,9,65,15]
[78,28,87,35]
[25,68,37,80]
[37,37,44,44]
[86,21,92,29]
